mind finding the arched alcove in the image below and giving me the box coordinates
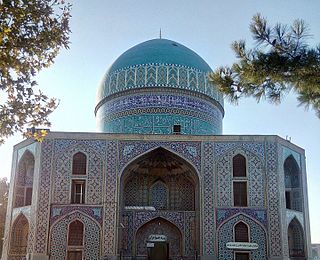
[14,150,35,207]
[121,147,198,211]
[135,217,182,258]
[72,152,87,175]
[9,214,29,256]
[284,155,302,211]
[288,218,305,258]
[119,147,200,258]
[234,221,249,242]
[50,211,101,260]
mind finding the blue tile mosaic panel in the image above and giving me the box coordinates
[96,92,223,135]
[217,214,267,260]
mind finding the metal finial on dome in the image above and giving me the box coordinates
[159,28,162,39]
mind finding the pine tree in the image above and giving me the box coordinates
[209,14,320,117]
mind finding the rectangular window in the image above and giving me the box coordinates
[71,180,85,204]
[285,191,291,209]
[173,124,181,134]
[235,252,250,260]
[233,181,247,207]
[25,187,32,206]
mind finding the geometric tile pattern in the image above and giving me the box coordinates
[215,142,265,159]
[215,144,265,207]
[53,139,105,205]
[103,141,118,256]
[34,140,54,253]
[133,211,184,231]
[185,212,197,257]
[50,206,103,225]
[266,142,283,256]
[202,142,215,255]
[50,211,101,259]
[124,173,195,211]
[216,208,268,229]
[217,214,267,260]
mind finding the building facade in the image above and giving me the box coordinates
[312,244,320,259]
[2,39,312,260]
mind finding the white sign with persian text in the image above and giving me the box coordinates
[147,243,155,248]
[148,234,167,242]
[226,242,259,250]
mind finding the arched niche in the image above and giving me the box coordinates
[121,147,199,211]
[234,221,249,242]
[135,217,182,258]
[284,155,302,211]
[119,147,200,258]
[288,218,305,258]
[14,150,35,207]
[50,211,101,260]
[9,214,29,256]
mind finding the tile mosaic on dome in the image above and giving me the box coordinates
[100,64,224,105]
[101,93,220,119]
[100,112,221,135]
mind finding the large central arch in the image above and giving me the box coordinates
[119,147,200,258]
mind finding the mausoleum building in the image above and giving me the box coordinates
[2,39,312,260]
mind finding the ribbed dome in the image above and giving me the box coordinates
[95,38,224,135]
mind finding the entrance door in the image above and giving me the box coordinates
[235,252,250,260]
[148,242,169,260]
[67,250,83,260]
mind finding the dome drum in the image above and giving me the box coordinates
[96,91,223,135]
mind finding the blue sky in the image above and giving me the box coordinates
[0,0,319,242]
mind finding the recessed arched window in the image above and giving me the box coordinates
[288,218,305,258]
[234,222,249,242]
[72,152,87,175]
[10,214,29,256]
[150,180,168,210]
[284,155,300,188]
[68,220,84,246]
[284,155,302,211]
[14,151,35,207]
[233,154,246,177]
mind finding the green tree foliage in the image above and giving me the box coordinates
[0,178,9,256]
[0,0,71,144]
[209,14,320,117]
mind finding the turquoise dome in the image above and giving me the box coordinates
[108,39,212,74]
[95,38,224,135]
